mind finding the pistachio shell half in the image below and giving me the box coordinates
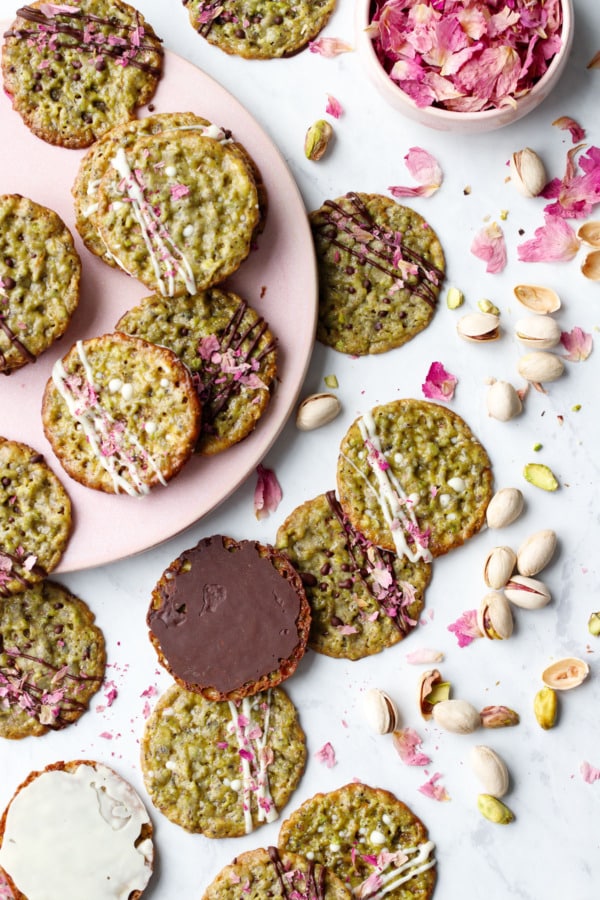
[295,392,341,431]
[577,221,600,248]
[477,591,514,640]
[484,546,517,590]
[515,316,561,350]
[517,351,565,384]
[541,657,589,690]
[470,745,510,798]
[486,487,524,529]
[362,688,400,734]
[581,249,600,281]
[513,284,561,314]
[504,575,551,610]
[418,668,451,720]
[457,311,500,343]
[517,529,557,577]
[432,699,481,734]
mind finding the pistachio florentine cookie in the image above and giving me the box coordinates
[276,491,430,659]
[147,535,311,700]
[0,195,80,373]
[278,783,437,900]
[183,0,337,59]
[41,333,201,496]
[0,581,106,739]
[72,111,268,265]
[95,129,260,297]
[1,0,163,149]
[0,438,72,596]
[116,289,278,455]
[337,399,493,559]
[201,847,352,898]
[141,683,306,838]
[0,760,154,900]
[311,192,445,356]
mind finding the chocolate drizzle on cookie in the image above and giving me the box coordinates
[313,192,443,308]
[0,315,36,372]
[267,846,327,900]
[0,550,46,597]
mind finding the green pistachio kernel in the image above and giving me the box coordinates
[446,287,464,310]
[534,686,558,730]
[324,373,339,389]
[523,463,559,491]
[478,298,500,315]
[588,612,600,637]
[304,119,333,161]
[477,794,515,824]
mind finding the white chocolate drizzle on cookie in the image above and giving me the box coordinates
[51,340,167,496]
[227,690,278,833]
[353,411,432,563]
[355,840,436,899]
[0,762,153,899]
[110,147,196,297]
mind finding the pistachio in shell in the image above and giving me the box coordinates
[513,284,561,314]
[477,591,514,640]
[457,311,500,343]
[484,545,517,590]
[470,745,510,798]
[517,529,557,577]
[504,575,551,610]
[486,380,522,422]
[418,668,451,720]
[362,688,400,735]
[486,487,524,529]
[515,315,561,350]
[432,698,481,734]
[541,657,589,691]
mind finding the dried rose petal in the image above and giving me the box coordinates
[253,464,282,519]
[471,222,507,274]
[315,741,337,768]
[392,727,431,766]
[447,609,482,647]
[517,215,580,262]
[552,116,586,143]
[422,361,457,402]
[405,648,444,665]
[560,326,593,361]
[325,94,343,118]
[418,772,450,802]
[542,145,600,220]
[389,147,443,198]
[309,37,353,57]
[581,761,600,784]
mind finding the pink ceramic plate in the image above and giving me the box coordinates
[0,48,317,572]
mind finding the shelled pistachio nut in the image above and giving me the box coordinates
[486,380,522,422]
[295,393,341,430]
[457,311,500,343]
[470,745,510,798]
[418,669,451,720]
[480,705,520,728]
[509,148,547,198]
[513,284,561,314]
[541,657,589,691]
[515,316,561,350]
[517,351,565,384]
[486,487,524,529]
[477,592,514,640]
[484,546,517,590]
[304,119,333,161]
[432,699,481,734]
[517,529,557,576]
[504,575,551,610]
[477,794,515,825]
[534,686,558,729]
[523,463,559,492]
[588,612,600,637]
[362,688,400,735]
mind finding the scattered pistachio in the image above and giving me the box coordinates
[515,316,561,350]
[587,612,600,637]
[470,745,510,798]
[457,311,500,343]
[572,404,581,412]
[478,298,500,316]
[513,284,561,314]
[533,442,543,452]
[477,591,514,640]
[324,373,338,389]
[418,668,451,720]
[486,487,524,529]
[486,380,522,421]
[295,392,341,431]
[480,705,520,728]
[499,209,508,221]
[432,699,481,734]
[541,657,589,691]
[362,688,400,735]
[446,286,464,309]
[517,351,565,384]
[534,686,558,730]
[504,575,551,610]
[516,529,557,577]
[304,119,333,161]
[477,793,515,825]
[483,545,517,590]
[509,147,547,198]
[523,463,559,492]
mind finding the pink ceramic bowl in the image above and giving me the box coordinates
[355,0,574,134]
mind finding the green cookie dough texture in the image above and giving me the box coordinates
[0,438,72,597]
[0,580,106,739]
[278,783,437,900]
[201,847,352,899]
[0,194,80,373]
[183,0,337,59]
[116,288,277,455]
[96,129,260,298]
[41,333,201,495]
[141,683,306,838]
[310,192,445,356]
[276,492,430,660]
[337,399,493,558]
[1,0,164,149]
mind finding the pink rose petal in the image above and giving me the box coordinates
[560,326,593,361]
[517,215,580,262]
[552,116,586,143]
[422,361,457,402]
[447,609,482,647]
[170,183,190,200]
[315,742,337,768]
[470,222,507,273]
[389,147,442,198]
[325,94,343,118]
[253,464,282,519]
[581,761,600,784]
[418,772,451,802]
[542,145,600,219]
[392,727,431,766]
[309,37,353,57]
[405,648,444,665]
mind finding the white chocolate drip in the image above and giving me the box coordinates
[51,340,167,496]
[352,411,432,563]
[110,147,196,297]
[227,691,277,834]
[0,763,153,900]
[355,841,436,899]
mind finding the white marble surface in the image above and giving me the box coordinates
[2,1,600,898]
